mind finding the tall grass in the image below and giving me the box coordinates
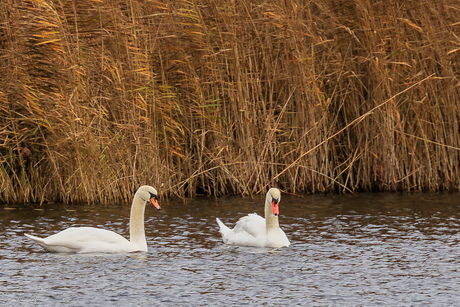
[1,0,460,204]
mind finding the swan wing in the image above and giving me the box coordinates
[233,213,266,238]
[220,213,267,247]
[30,227,134,253]
[25,233,75,253]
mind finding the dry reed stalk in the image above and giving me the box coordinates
[1,0,460,205]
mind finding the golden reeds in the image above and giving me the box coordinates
[1,0,460,204]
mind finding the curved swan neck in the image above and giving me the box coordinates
[129,195,147,250]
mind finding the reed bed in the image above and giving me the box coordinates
[1,0,460,204]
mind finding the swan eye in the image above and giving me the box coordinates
[272,198,279,204]
[149,192,158,200]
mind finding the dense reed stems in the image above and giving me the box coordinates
[1,0,460,204]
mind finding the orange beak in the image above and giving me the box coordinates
[151,197,160,210]
[272,200,279,216]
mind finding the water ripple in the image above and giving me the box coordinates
[2,193,460,306]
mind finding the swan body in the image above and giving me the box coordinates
[216,188,290,248]
[25,185,160,253]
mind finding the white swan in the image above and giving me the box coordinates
[216,188,290,248]
[25,185,160,253]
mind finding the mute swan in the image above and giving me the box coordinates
[216,188,290,248]
[25,185,160,253]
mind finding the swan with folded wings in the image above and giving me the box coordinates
[25,185,160,253]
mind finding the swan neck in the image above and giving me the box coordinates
[265,197,280,229]
[129,195,147,249]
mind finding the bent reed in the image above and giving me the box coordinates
[1,0,460,204]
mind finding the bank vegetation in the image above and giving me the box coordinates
[1,0,460,204]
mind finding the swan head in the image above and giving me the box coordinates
[136,185,161,210]
[267,188,281,216]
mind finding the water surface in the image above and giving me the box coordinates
[2,193,460,306]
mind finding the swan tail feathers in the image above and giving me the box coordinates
[25,233,45,244]
[216,218,231,237]
[25,233,51,251]
[25,233,73,253]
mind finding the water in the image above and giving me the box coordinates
[2,192,460,306]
